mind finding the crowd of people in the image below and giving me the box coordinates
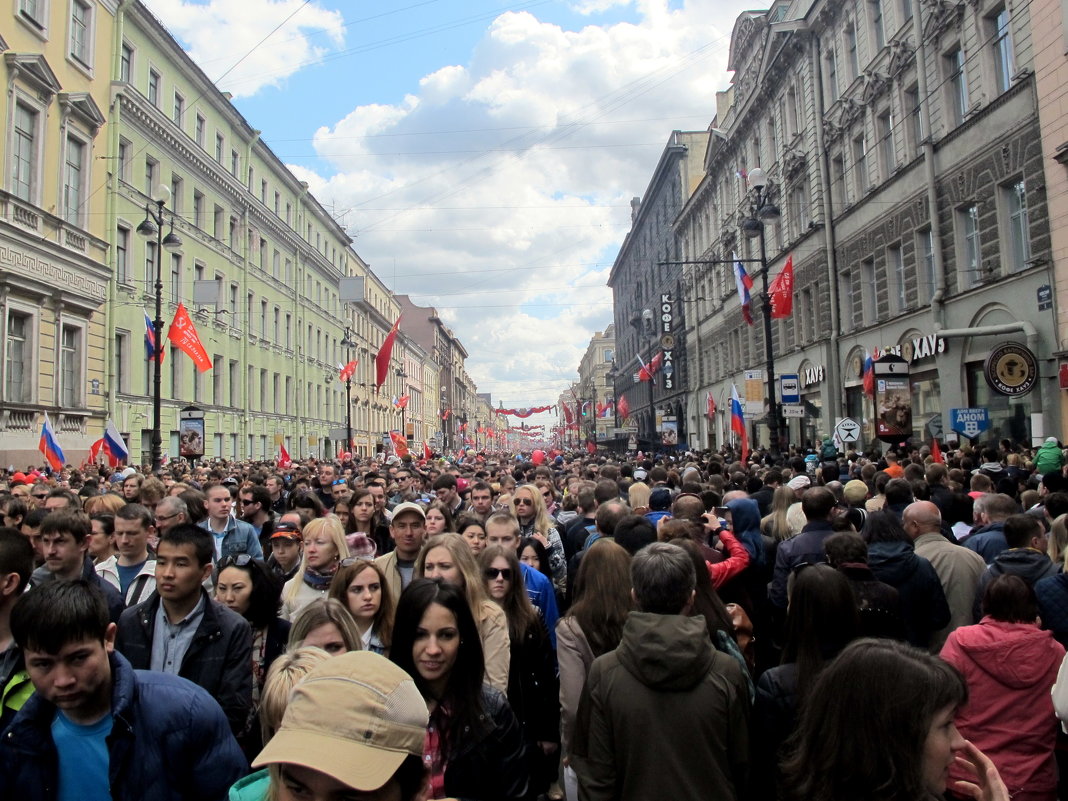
[2,436,1068,799]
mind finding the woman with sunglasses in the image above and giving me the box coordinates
[390,578,529,801]
[415,533,511,693]
[328,559,394,655]
[280,517,351,621]
[480,545,561,800]
[510,484,566,594]
[214,554,291,760]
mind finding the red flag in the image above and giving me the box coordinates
[374,316,402,392]
[586,440,596,454]
[166,303,213,372]
[423,441,432,460]
[930,439,944,464]
[617,394,630,420]
[394,395,410,409]
[441,408,451,420]
[638,365,651,382]
[706,392,717,418]
[769,255,794,319]
[339,360,358,382]
[389,430,409,458]
[562,403,574,425]
[649,351,663,374]
[277,444,292,469]
[89,438,105,464]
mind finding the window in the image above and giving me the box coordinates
[945,47,968,127]
[169,174,183,214]
[789,181,809,238]
[229,283,238,316]
[193,191,204,229]
[60,325,82,408]
[228,216,237,249]
[212,355,223,404]
[917,227,936,301]
[853,134,868,196]
[170,346,181,399]
[215,133,224,163]
[861,259,876,324]
[261,179,268,204]
[114,332,129,394]
[5,312,31,402]
[870,0,885,50]
[904,85,922,155]
[231,150,239,176]
[195,114,205,147]
[116,225,130,284]
[877,110,895,179]
[247,166,254,192]
[69,0,92,66]
[274,192,281,214]
[120,43,133,83]
[229,360,239,407]
[260,300,268,338]
[247,292,254,333]
[272,249,281,278]
[285,313,292,349]
[145,157,158,197]
[1003,180,1030,273]
[12,103,38,202]
[826,46,839,102]
[273,307,280,342]
[901,0,913,22]
[18,0,45,30]
[285,202,292,225]
[173,93,185,125]
[846,24,859,80]
[213,204,224,238]
[958,204,981,289]
[887,246,906,312]
[990,9,1014,94]
[170,253,181,302]
[117,139,130,181]
[145,241,157,291]
[64,137,85,225]
[260,369,268,412]
[148,69,161,107]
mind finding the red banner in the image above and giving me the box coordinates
[389,430,409,459]
[339,360,358,382]
[394,395,409,409]
[495,406,552,417]
[617,394,630,421]
[769,254,794,319]
[374,316,402,392]
[166,303,213,372]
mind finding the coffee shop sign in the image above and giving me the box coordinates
[881,334,947,364]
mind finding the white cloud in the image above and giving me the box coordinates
[143,0,345,97]
[291,0,743,408]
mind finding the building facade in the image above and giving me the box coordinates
[577,324,616,444]
[676,0,1054,453]
[608,131,709,452]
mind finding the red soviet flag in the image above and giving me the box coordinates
[375,316,402,392]
[769,255,794,319]
[166,303,213,372]
[617,394,630,421]
[389,431,409,459]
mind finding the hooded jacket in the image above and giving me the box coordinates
[963,522,1008,564]
[973,549,1059,621]
[941,619,1065,798]
[726,498,765,570]
[1034,440,1065,476]
[1035,573,1068,647]
[571,612,748,801]
[867,540,950,648]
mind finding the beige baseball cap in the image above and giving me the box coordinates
[252,651,428,791]
[390,501,426,522]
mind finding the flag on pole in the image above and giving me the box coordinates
[862,350,875,397]
[103,419,129,465]
[637,352,652,382]
[394,395,410,409]
[733,252,754,326]
[374,316,402,392]
[39,414,65,471]
[423,441,432,460]
[730,385,749,464]
[389,430,409,459]
[144,312,163,363]
[88,438,105,465]
[339,360,357,382]
[706,392,717,418]
[442,408,451,420]
[166,303,213,372]
[768,254,794,319]
[617,394,631,421]
[930,439,944,464]
[648,351,663,374]
[277,444,292,469]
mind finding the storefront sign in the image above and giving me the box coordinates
[661,294,675,390]
[950,407,990,440]
[984,342,1038,397]
[801,365,825,387]
[873,355,912,443]
[661,416,678,446]
[1039,285,1053,312]
[745,370,764,417]
[880,333,947,365]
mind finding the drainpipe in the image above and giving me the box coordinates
[933,321,1044,442]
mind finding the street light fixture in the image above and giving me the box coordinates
[136,186,182,472]
[396,368,409,442]
[740,166,784,460]
[341,327,355,456]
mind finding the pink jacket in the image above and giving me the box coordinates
[941,618,1065,799]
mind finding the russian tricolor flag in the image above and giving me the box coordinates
[730,384,749,463]
[38,413,65,471]
[733,252,754,326]
[144,312,162,363]
[103,419,129,465]
[862,350,875,397]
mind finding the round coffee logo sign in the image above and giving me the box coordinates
[984,342,1037,397]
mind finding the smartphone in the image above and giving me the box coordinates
[714,506,730,517]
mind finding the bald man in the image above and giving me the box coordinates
[903,500,986,652]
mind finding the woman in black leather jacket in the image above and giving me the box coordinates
[391,578,529,800]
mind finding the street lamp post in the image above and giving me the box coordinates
[136,187,182,473]
[740,166,784,461]
[396,368,408,441]
[341,327,355,455]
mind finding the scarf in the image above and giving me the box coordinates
[302,561,338,591]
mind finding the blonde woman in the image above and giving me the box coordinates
[280,516,350,621]
[509,484,567,591]
[1048,514,1068,569]
[628,482,651,515]
[286,598,362,655]
[761,486,797,542]
[415,532,511,693]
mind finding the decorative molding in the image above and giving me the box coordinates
[58,92,106,134]
[860,71,890,105]
[887,39,916,78]
[3,52,62,99]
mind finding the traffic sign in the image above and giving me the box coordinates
[926,414,943,440]
[949,407,990,440]
[780,374,800,405]
[835,417,861,443]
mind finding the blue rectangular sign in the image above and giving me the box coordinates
[780,374,800,405]
[949,407,990,439]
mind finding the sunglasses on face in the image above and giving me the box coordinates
[515,499,534,506]
[484,567,513,580]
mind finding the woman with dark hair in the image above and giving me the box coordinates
[177,488,207,525]
[518,536,552,584]
[479,545,560,800]
[328,558,394,655]
[390,578,529,801]
[425,499,454,537]
[753,563,860,798]
[346,488,376,538]
[288,488,326,518]
[941,575,1065,800]
[457,514,488,556]
[214,554,290,759]
[781,638,1009,801]
[555,540,632,799]
[862,510,950,648]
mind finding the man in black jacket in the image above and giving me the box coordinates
[115,524,252,734]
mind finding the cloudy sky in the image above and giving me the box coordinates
[144,0,750,431]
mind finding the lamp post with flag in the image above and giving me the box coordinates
[739,167,785,460]
[340,327,357,456]
[136,186,182,472]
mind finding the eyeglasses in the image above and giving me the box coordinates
[32,494,47,500]
[340,556,374,567]
[515,498,534,506]
[239,498,255,505]
[332,479,347,486]
[155,512,179,523]
[218,554,255,569]
[484,567,513,580]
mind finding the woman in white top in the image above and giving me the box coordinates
[280,516,350,621]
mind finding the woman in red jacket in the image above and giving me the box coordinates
[941,574,1066,801]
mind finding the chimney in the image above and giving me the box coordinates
[630,197,641,224]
